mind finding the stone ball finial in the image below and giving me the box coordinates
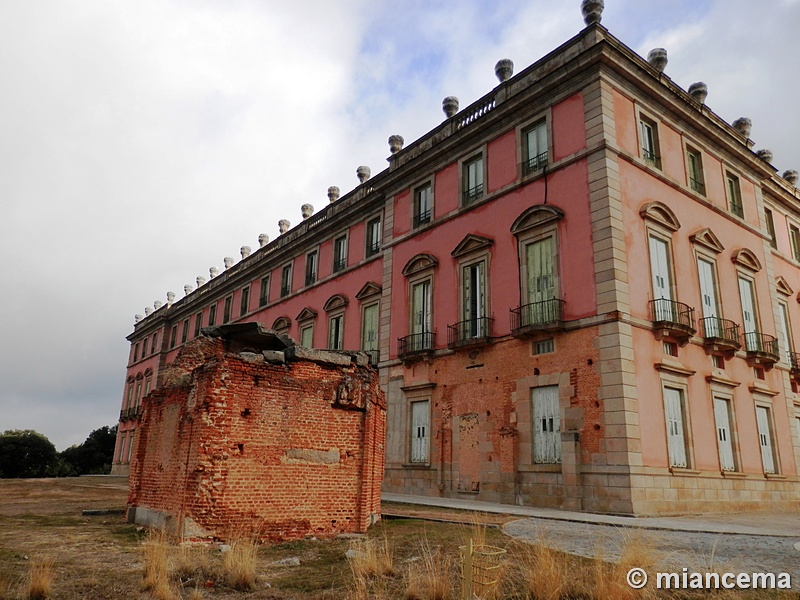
[756,149,773,164]
[301,203,314,219]
[733,117,752,139]
[209,266,219,279]
[442,96,459,118]
[647,48,668,72]
[258,233,269,247]
[688,82,708,104]
[154,300,163,310]
[784,170,799,186]
[135,314,143,323]
[388,135,404,154]
[278,219,290,234]
[581,0,604,25]
[356,165,371,183]
[494,59,514,83]
[240,246,251,259]
[223,256,234,269]
[144,307,153,316]
[327,186,340,203]
[196,276,206,288]
[183,284,193,296]
[166,291,176,305]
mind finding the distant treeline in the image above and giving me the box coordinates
[0,426,117,478]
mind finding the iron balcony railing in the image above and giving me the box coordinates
[790,352,800,374]
[447,317,493,348]
[280,284,291,298]
[689,177,706,195]
[364,349,379,366]
[462,183,484,205]
[305,273,316,286]
[333,258,347,273]
[510,298,564,331]
[523,151,548,174]
[649,298,695,331]
[743,332,780,358]
[413,209,432,229]
[699,316,741,347]
[642,148,661,169]
[398,331,435,357]
[366,242,381,257]
[119,406,142,422]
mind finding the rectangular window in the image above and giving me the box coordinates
[755,405,776,474]
[522,236,557,326]
[181,318,189,344]
[240,286,250,317]
[413,184,432,228]
[281,264,292,297]
[462,261,487,338]
[697,257,720,336]
[259,276,270,306]
[649,235,674,322]
[366,217,381,257]
[150,333,158,355]
[765,209,777,249]
[737,276,758,341]
[532,385,560,464]
[462,155,484,205]
[361,303,379,364]
[777,302,793,363]
[126,385,134,410]
[727,172,744,218]
[126,431,135,463]
[135,382,142,407]
[524,120,548,173]
[116,433,127,463]
[300,324,314,347]
[194,313,202,337]
[133,342,139,362]
[305,250,318,286]
[169,326,177,349]
[411,280,432,335]
[145,377,152,396]
[333,235,347,273]
[223,296,232,323]
[686,147,705,194]
[663,387,688,468]
[208,304,217,327]
[790,224,800,261]
[141,337,148,358]
[534,339,554,355]
[410,400,430,464]
[639,116,661,168]
[328,314,344,350]
[713,397,736,471]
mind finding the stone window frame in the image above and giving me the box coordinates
[724,169,745,219]
[259,275,270,307]
[150,332,158,355]
[707,380,742,475]
[116,431,127,463]
[223,295,233,324]
[194,312,202,338]
[280,262,293,298]
[332,232,349,274]
[169,325,178,349]
[734,266,763,339]
[357,283,382,363]
[400,382,436,467]
[304,247,320,287]
[125,381,134,410]
[764,205,778,250]
[776,299,794,366]
[753,396,781,476]
[181,318,189,344]
[208,303,217,327]
[451,235,493,336]
[459,147,487,207]
[296,307,318,348]
[634,106,662,170]
[641,202,681,308]
[126,430,135,463]
[690,231,726,327]
[788,221,800,262]
[412,176,435,229]
[324,294,349,350]
[513,371,574,473]
[272,316,291,337]
[683,141,706,196]
[658,372,696,472]
[516,108,552,178]
[515,216,561,312]
[365,214,382,257]
[402,255,438,339]
[239,285,251,317]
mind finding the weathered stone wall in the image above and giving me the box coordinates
[127,335,385,541]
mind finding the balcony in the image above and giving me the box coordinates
[119,406,142,422]
[462,183,484,206]
[743,332,780,367]
[649,298,696,344]
[366,242,381,257]
[523,151,548,175]
[790,352,800,381]
[511,298,565,336]
[447,317,493,349]
[689,177,706,195]
[305,273,317,287]
[699,316,741,356]
[365,349,379,366]
[642,148,662,169]
[412,209,432,229]
[280,284,291,298]
[398,332,435,360]
[333,258,347,273]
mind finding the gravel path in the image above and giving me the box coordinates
[504,518,800,589]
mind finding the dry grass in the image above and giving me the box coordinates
[26,556,55,600]
[349,536,395,579]
[404,538,453,600]
[221,538,260,591]
[513,534,577,600]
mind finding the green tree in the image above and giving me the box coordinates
[0,430,59,478]
[59,425,118,475]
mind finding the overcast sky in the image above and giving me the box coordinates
[1,0,798,451]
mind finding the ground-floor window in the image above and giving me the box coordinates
[410,400,430,464]
[532,385,560,464]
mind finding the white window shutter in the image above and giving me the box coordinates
[756,406,775,474]
[713,397,735,471]
[533,386,560,464]
[664,388,687,468]
[410,401,430,463]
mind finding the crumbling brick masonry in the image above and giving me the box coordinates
[126,323,386,541]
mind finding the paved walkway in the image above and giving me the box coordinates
[382,492,800,537]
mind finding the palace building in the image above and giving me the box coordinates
[114,3,800,514]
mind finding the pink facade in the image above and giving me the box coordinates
[115,22,800,515]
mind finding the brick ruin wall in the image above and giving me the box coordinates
[127,336,386,541]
